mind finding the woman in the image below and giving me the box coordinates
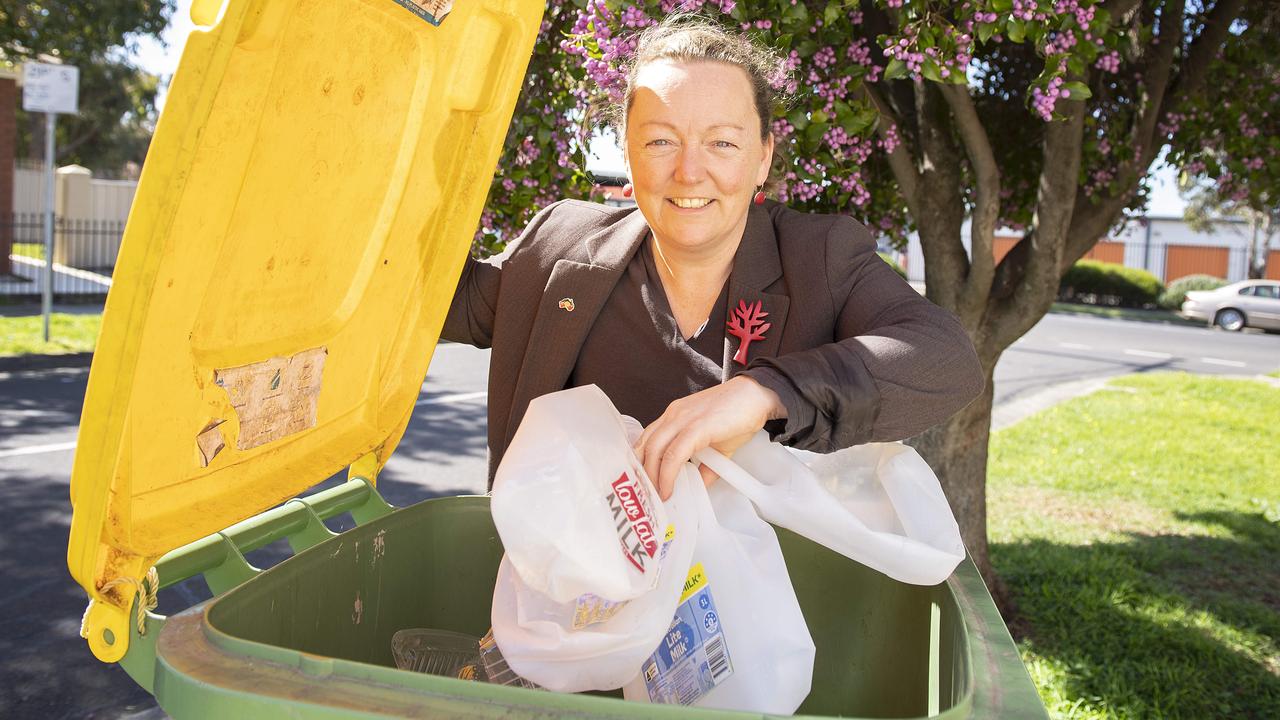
[443,16,984,499]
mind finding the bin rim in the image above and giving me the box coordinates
[155,493,1042,720]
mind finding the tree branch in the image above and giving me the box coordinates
[1127,1,1183,171]
[913,81,970,314]
[990,93,1086,353]
[1063,0,1183,266]
[938,82,1000,324]
[1065,0,1244,264]
[1166,0,1246,108]
[1101,0,1144,23]
[863,82,921,219]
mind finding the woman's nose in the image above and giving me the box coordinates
[672,144,706,185]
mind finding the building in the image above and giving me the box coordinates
[902,215,1280,285]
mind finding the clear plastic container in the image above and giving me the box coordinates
[391,628,485,681]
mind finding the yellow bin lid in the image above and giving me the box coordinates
[68,0,543,661]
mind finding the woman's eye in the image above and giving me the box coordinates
[713,140,738,149]
[647,139,672,147]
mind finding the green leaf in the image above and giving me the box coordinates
[921,59,942,83]
[786,108,810,128]
[804,121,830,153]
[1063,81,1092,100]
[537,127,551,145]
[1067,55,1086,76]
[841,109,875,135]
[978,22,995,44]
[884,58,909,80]
[824,4,841,27]
[811,109,830,124]
[798,40,819,58]
[992,0,1013,11]
[1007,19,1026,44]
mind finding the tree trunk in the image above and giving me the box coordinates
[908,363,1009,612]
[1247,213,1263,280]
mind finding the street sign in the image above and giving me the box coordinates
[22,62,80,114]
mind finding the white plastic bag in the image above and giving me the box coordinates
[623,477,815,714]
[491,465,702,692]
[695,431,965,586]
[490,385,669,604]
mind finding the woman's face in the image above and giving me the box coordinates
[624,60,773,256]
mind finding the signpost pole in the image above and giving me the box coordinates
[22,61,78,343]
[42,112,56,341]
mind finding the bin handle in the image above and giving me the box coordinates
[107,478,395,687]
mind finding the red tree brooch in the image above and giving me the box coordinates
[726,299,770,365]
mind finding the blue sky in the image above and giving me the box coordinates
[129,0,1185,216]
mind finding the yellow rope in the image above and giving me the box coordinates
[82,567,160,639]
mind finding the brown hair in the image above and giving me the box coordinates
[613,14,787,143]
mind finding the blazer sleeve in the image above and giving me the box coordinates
[441,200,566,348]
[742,216,984,452]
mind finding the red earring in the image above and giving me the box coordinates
[753,189,766,205]
[621,183,634,198]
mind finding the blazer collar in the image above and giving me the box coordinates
[721,201,790,378]
[583,206,650,270]
[729,202,784,292]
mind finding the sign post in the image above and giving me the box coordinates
[21,62,79,341]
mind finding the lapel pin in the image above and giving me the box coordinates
[557,297,576,312]
[727,299,770,365]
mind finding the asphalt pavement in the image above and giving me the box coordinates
[0,311,1275,718]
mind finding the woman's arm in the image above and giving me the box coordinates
[440,201,567,347]
[743,216,985,452]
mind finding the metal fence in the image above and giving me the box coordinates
[1,213,123,300]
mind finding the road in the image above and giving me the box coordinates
[0,312,1275,717]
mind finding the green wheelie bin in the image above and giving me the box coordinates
[67,0,1049,717]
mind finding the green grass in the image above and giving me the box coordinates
[11,242,46,260]
[989,372,1280,719]
[0,313,101,356]
[1050,301,1201,326]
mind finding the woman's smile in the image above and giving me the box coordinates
[668,197,714,210]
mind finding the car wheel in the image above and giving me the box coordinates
[1215,308,1246,332]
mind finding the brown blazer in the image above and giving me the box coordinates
[442,199,983,482]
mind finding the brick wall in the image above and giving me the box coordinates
[0,73,15,274]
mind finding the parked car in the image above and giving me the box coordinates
[1180,279,1280,331]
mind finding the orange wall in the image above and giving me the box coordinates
[1083,241,1125,264]
[1165,246,1229,282]
[1267,250,1280,280]
[993,236,1019,264]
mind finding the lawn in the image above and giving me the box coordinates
[0,313,101,356]
[989,372,1279,719]
[12,242,46,260]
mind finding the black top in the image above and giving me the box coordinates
[569,239,729,426]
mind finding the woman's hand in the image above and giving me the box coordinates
[635,375,786,500]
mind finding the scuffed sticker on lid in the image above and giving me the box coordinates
[391,0,454,25]
[214,347,326,451]
[196,419,227,467]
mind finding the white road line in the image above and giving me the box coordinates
[0,440,77,459]
[1123,349,1173,360]
[414,391,488,407]
[3,394,488,458]
[1200,357,1247,368]
[1059,342,1093,350]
